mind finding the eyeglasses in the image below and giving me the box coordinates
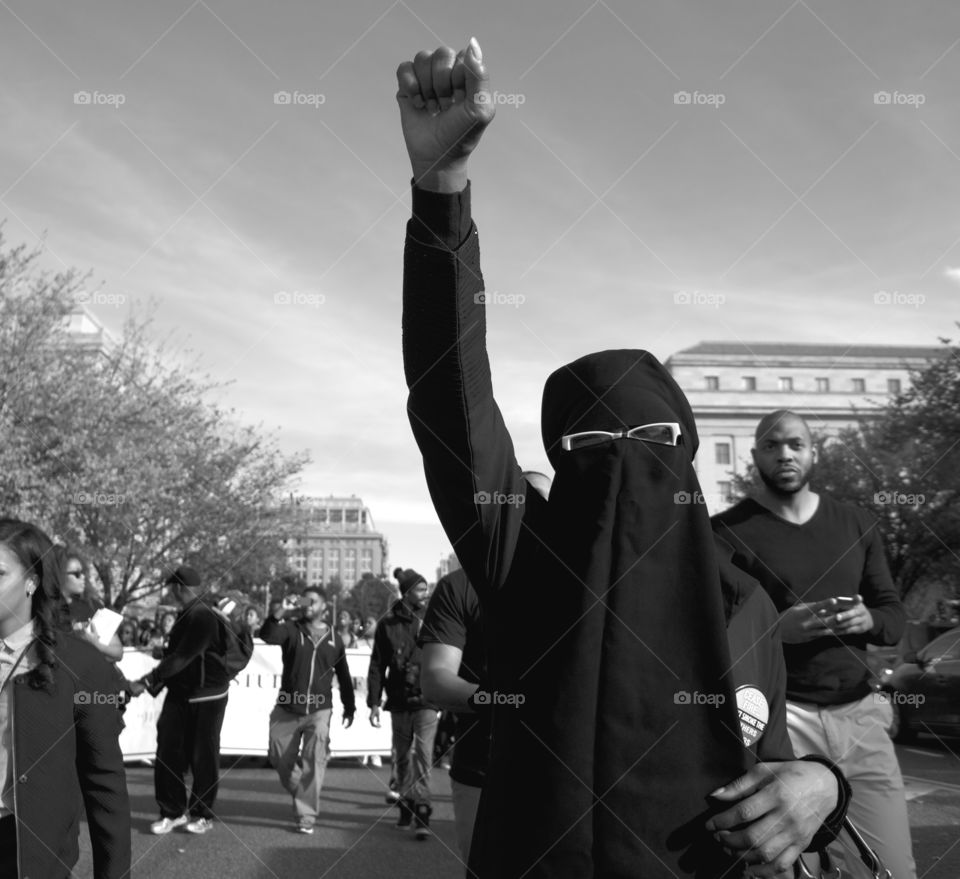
[561,422,682,452]
[66,569,84,578]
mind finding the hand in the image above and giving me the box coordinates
[343,713,355,729]
[707,761,839,878]
[778,602,836,644]
[396,37,495,192]
[825,596,874,636]
[369,706,381,728]
[128,679,147,697]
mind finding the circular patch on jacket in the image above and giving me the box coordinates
[735,685,769,747]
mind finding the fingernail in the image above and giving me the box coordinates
[469,36,482,63]
[710,786,725,796]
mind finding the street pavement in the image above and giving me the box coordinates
[70,740,960,878]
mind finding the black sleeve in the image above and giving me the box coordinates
[145,608,216,690]
[419,575,467,650]
[859,517,906,646]
[73,646,132,879]
[403,184,527,600]
[334,637,356,716]
[259,616,292,648]
[367,622,389,708]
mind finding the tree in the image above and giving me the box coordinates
[731,336,960,602]
[0,230,308,608]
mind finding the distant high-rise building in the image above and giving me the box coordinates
[63,306,116,356]
[436,551,459,582]
[664,341,944,513]
[272,495,389,588]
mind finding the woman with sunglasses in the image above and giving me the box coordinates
[0,518,131,879]
[59,546,124,662]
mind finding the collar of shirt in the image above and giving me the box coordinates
[1,617,36,656]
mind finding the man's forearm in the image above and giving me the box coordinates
[421,667,478,712]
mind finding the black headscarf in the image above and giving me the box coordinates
[474,350,752,878]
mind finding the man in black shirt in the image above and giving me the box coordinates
[713,409,915,879]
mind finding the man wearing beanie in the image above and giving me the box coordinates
[367,567,437,840]
[130,565,235,837]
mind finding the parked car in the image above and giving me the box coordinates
[880,625,960,742]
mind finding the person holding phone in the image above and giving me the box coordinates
[259,587,355,834]
[713,409,915,878]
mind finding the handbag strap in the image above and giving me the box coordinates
[794,817,890,879]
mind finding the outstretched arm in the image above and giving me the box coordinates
[400,41,526,598]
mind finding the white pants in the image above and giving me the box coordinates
[786,694,916,879]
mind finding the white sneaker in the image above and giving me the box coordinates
[369,754,382,767]
[150,815,189,835]
[185,817,213,834]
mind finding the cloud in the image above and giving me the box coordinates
[944,267,960,285]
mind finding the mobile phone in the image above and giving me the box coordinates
[833,596,859,609]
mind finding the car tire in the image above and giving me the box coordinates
[890,699,917,744]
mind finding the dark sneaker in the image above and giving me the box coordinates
[396,798,414,830]
[414,803,432,841]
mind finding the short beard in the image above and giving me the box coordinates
[759,462,814,498]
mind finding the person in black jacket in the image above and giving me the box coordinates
[368,568,437,840]
[130,565,234,836]
[396,40,848,878]
[0,517,131,879]
[260,586,355,834]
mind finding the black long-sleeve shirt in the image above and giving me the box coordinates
[712,496,906,704]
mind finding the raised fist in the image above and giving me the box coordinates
[396,38,495,192]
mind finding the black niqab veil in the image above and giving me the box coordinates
[473,350,753,878]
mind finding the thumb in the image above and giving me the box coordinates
[459,37,493,112]
[710,762,774,800]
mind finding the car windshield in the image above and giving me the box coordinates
[920,628,960,663]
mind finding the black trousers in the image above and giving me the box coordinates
[154,692,228,820]
[0,814,17,878]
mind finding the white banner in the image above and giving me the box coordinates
[117,643,392,761]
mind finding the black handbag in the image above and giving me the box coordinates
[796,817,892,878]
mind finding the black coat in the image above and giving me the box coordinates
[11,632,131,879]
[367,599,431,712]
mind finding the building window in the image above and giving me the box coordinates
[360,549,373,573]
[715,442,731,465]
[742,376,756,391]
[328,549,339,570]
[852,378,865,393]
[778,377,793,392]
[345,509,359,524]
[329,509,343,524]
[888,378,901,394]
[344,548,356,581]
[816,377,830,393]
[718,481,733,503]
[706,376,719,391]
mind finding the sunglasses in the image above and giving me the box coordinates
[561,422,682,452]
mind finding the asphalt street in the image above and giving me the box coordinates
[68,737,960,879]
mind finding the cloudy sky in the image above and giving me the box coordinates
[2,0,958,579]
